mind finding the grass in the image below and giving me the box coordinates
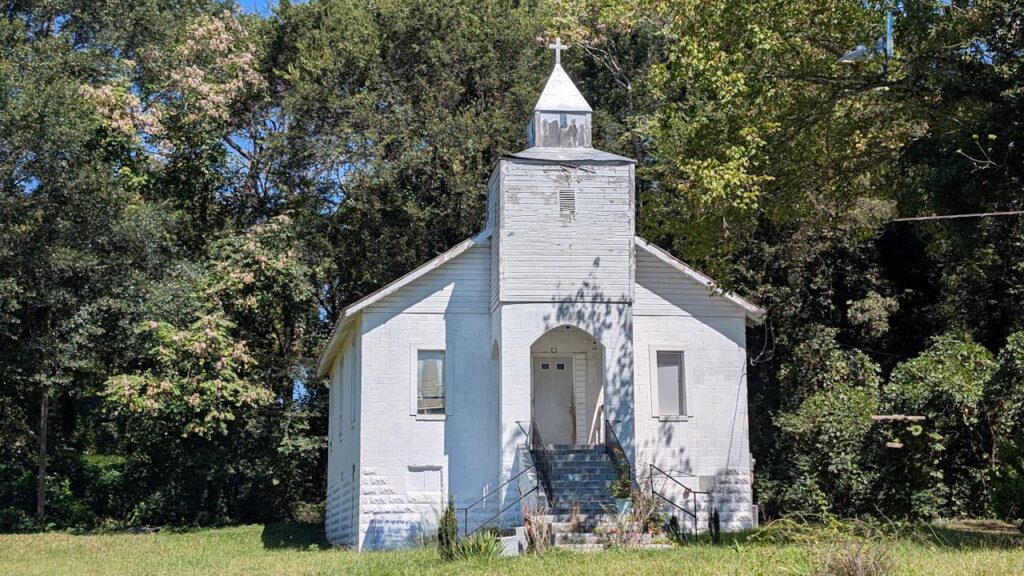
[0,521,1021,576]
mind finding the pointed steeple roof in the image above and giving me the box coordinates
[533,64,592,112]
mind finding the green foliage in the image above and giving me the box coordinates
[437,497,459,561]
[105,314,269,441]
[708,508,721,546]
[666,515,685,544]
[2,522,1022,576]
[885,334,995,421]
[992,439,1024,522]
[762,331,882,517]
[2,0,1024,533]
[813,541,892,576]
[882,334,998,517]
[103,313,273,525]
[454,531,504,560]
[610,467,631,499]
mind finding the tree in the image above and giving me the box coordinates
[105,313,272,524]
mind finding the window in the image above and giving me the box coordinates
[417,350,446,415]
[348,347,358,426]
[655,351,685,416]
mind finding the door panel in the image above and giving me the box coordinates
[533,357,574,445]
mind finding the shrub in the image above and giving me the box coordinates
[883,333,999,517]
[455,531,503,559]
[602,482,661,548]
[437,497,459,561]
[992,438,1024,522]
[610,462,632,499]
[763,330,884,518]
[708,507,721,545]
[666,515,689,544]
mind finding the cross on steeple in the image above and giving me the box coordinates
[548,37,568,65]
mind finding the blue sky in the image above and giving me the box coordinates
[235,0,275,15]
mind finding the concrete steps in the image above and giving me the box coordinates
[541,445,618,528]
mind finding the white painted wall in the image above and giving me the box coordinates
[325,329,361,546]
[486,166,501,311]
[354,242,499,550]
[495,301,635,514]
[633,251,755,530]
[495,159,635,304]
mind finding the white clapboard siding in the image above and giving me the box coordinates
[497,159,635,303]
[370,242,491,315]
[634,249,742,317]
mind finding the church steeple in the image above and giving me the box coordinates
[526,38,592,148]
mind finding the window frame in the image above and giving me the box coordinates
[410,343,449,420]
[333,355,344,443]
[649,345,689,421]
[348,344,358,429]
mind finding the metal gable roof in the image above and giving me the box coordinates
[634,236,766,325]
[315,228,492,376]
[507,147,635,163]
[533,64,592,112]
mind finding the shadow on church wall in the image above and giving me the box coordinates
[540,264,635,461]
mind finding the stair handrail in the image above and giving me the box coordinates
[604,418,636,490]
[456,463,538,537]
[464,485,539,538]
[648,463,708,538]
[528,420,554,502]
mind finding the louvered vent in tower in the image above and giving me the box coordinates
[559,188,575,214]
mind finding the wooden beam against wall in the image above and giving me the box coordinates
[871,415,926,422]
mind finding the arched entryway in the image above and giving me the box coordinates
[531,325,605,447]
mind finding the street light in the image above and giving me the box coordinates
[837,11,894,67]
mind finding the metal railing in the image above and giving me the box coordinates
[528,421,554,502]
[455,420,555,538]
[604,419,635,490]
[648,463,706,538]
[456,463,538,537]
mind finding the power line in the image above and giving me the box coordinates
[889,210,1024,222]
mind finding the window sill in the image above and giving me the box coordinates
[415,414,447,421]
[656,415,692,422]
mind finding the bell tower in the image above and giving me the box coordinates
[491,39,638,491]
[486,37,636,306]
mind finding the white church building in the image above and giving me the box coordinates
[317,42,765,550]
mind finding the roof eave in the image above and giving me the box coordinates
[315,228,493,376]
[634,236,767,325]
[315,313,357,377]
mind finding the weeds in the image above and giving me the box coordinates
[813,541,892,576]
[521,490,549,553]
[708,508,721,545]
[454,531,503,560]
[567,501,581,533]
[602,482,662,548]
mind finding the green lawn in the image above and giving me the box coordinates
[0,522,1021,576]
